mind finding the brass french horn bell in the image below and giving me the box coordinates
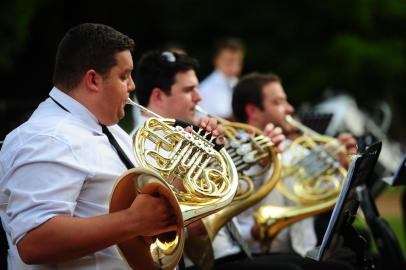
[109,99,239,270]
[254,114,349,251]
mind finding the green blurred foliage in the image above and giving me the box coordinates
[0,0,405,141]
[0,0,46,69]
[164,0,406,142]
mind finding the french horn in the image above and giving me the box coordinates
[109,99,239,270]
[254,115,349,251]
[184,106,281,269]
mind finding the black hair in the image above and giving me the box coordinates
[232,72,281,122]
[53,23,135,92]
[134,50,199,106]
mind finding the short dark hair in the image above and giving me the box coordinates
[232,72,281,123]
[134,50,199,106]
[213,37,245,59]
[160,41,187,55]
[53,23,135,92]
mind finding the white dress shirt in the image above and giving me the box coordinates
[211,219,242,259]
[0,87,136,270]
[198,70,238,119]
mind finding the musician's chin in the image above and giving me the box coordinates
[186,113,197,125]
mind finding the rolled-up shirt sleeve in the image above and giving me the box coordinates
[3,135,89,244]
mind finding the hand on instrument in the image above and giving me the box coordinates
[337,133,357,155]
[263,123,286,152]
[186,117,225,145]
[129,193,178,237]
[336,132,358,168]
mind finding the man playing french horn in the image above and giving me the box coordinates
[0,24,225,270]
[132,50,357,270]
[232,72,358,267]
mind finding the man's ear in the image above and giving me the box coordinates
[84,70,100,92]
[245,103,258,118]
[150,88,165,104]
[245,103,260,121]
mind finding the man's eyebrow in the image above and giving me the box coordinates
[183,85,196,91]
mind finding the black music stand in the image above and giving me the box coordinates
[384,152,406,248]
[306,142,382,270]
[356,153,406,270]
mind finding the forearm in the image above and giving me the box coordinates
[17,210,137,264]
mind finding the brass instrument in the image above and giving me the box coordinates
[184,106,281,269]
[254,115,348,251]
[109,99,239,270]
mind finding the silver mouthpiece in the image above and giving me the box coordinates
[126,98,162,119]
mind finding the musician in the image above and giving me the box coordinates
[232,72,358,263]
[132,50,356,270]
[198,37,245,120]
[0,23,183,270]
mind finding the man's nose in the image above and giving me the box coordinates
[193,89,203,103]
[285,103,295,114]
[128,76,136,92]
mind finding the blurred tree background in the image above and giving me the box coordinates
[0,0,405,144]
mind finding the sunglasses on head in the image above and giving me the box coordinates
[159,51,177,64]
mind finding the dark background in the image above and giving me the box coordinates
[1,0,405,144]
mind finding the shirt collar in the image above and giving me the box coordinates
[213,70,238,88]
[49,87,103,134]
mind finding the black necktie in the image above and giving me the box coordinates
[101,125,135,170]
